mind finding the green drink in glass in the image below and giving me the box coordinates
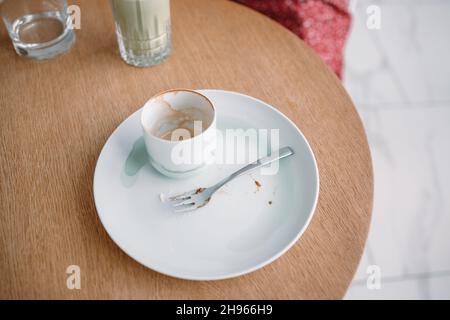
[110,0,171,67]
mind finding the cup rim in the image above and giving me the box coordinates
[4,13,72,48]
[141,88,216,144]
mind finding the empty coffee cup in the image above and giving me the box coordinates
[141,89,216,178]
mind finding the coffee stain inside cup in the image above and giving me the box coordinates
[143,95,212,141]
[153,100,210,141]
[121,136,148,188]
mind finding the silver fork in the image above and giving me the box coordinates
[169,146,294,213]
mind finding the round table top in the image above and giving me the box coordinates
[0,0,373,299]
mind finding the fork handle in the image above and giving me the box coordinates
[212,146,294,191]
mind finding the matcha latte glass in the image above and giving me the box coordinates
[110,0,171,67]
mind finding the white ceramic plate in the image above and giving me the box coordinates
[93,90,319,280]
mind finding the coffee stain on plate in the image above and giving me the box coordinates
[121,136,148,188]
[249,174,262,193]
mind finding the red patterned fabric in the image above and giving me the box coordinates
[233,0,351,78]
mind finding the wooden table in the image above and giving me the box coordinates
[0,0,373,299]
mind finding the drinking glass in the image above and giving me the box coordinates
[110,0,172,67]
[0,0,75,60]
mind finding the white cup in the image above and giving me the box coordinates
[141,89,216,178]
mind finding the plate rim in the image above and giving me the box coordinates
[93,89,320,281]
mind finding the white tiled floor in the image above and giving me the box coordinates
[344,0,450,299]
[346,274,450,300]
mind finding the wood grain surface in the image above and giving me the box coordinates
[0,0,373,299]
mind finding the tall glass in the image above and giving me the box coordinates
[0,0,75,60]
[110,0,171,67]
